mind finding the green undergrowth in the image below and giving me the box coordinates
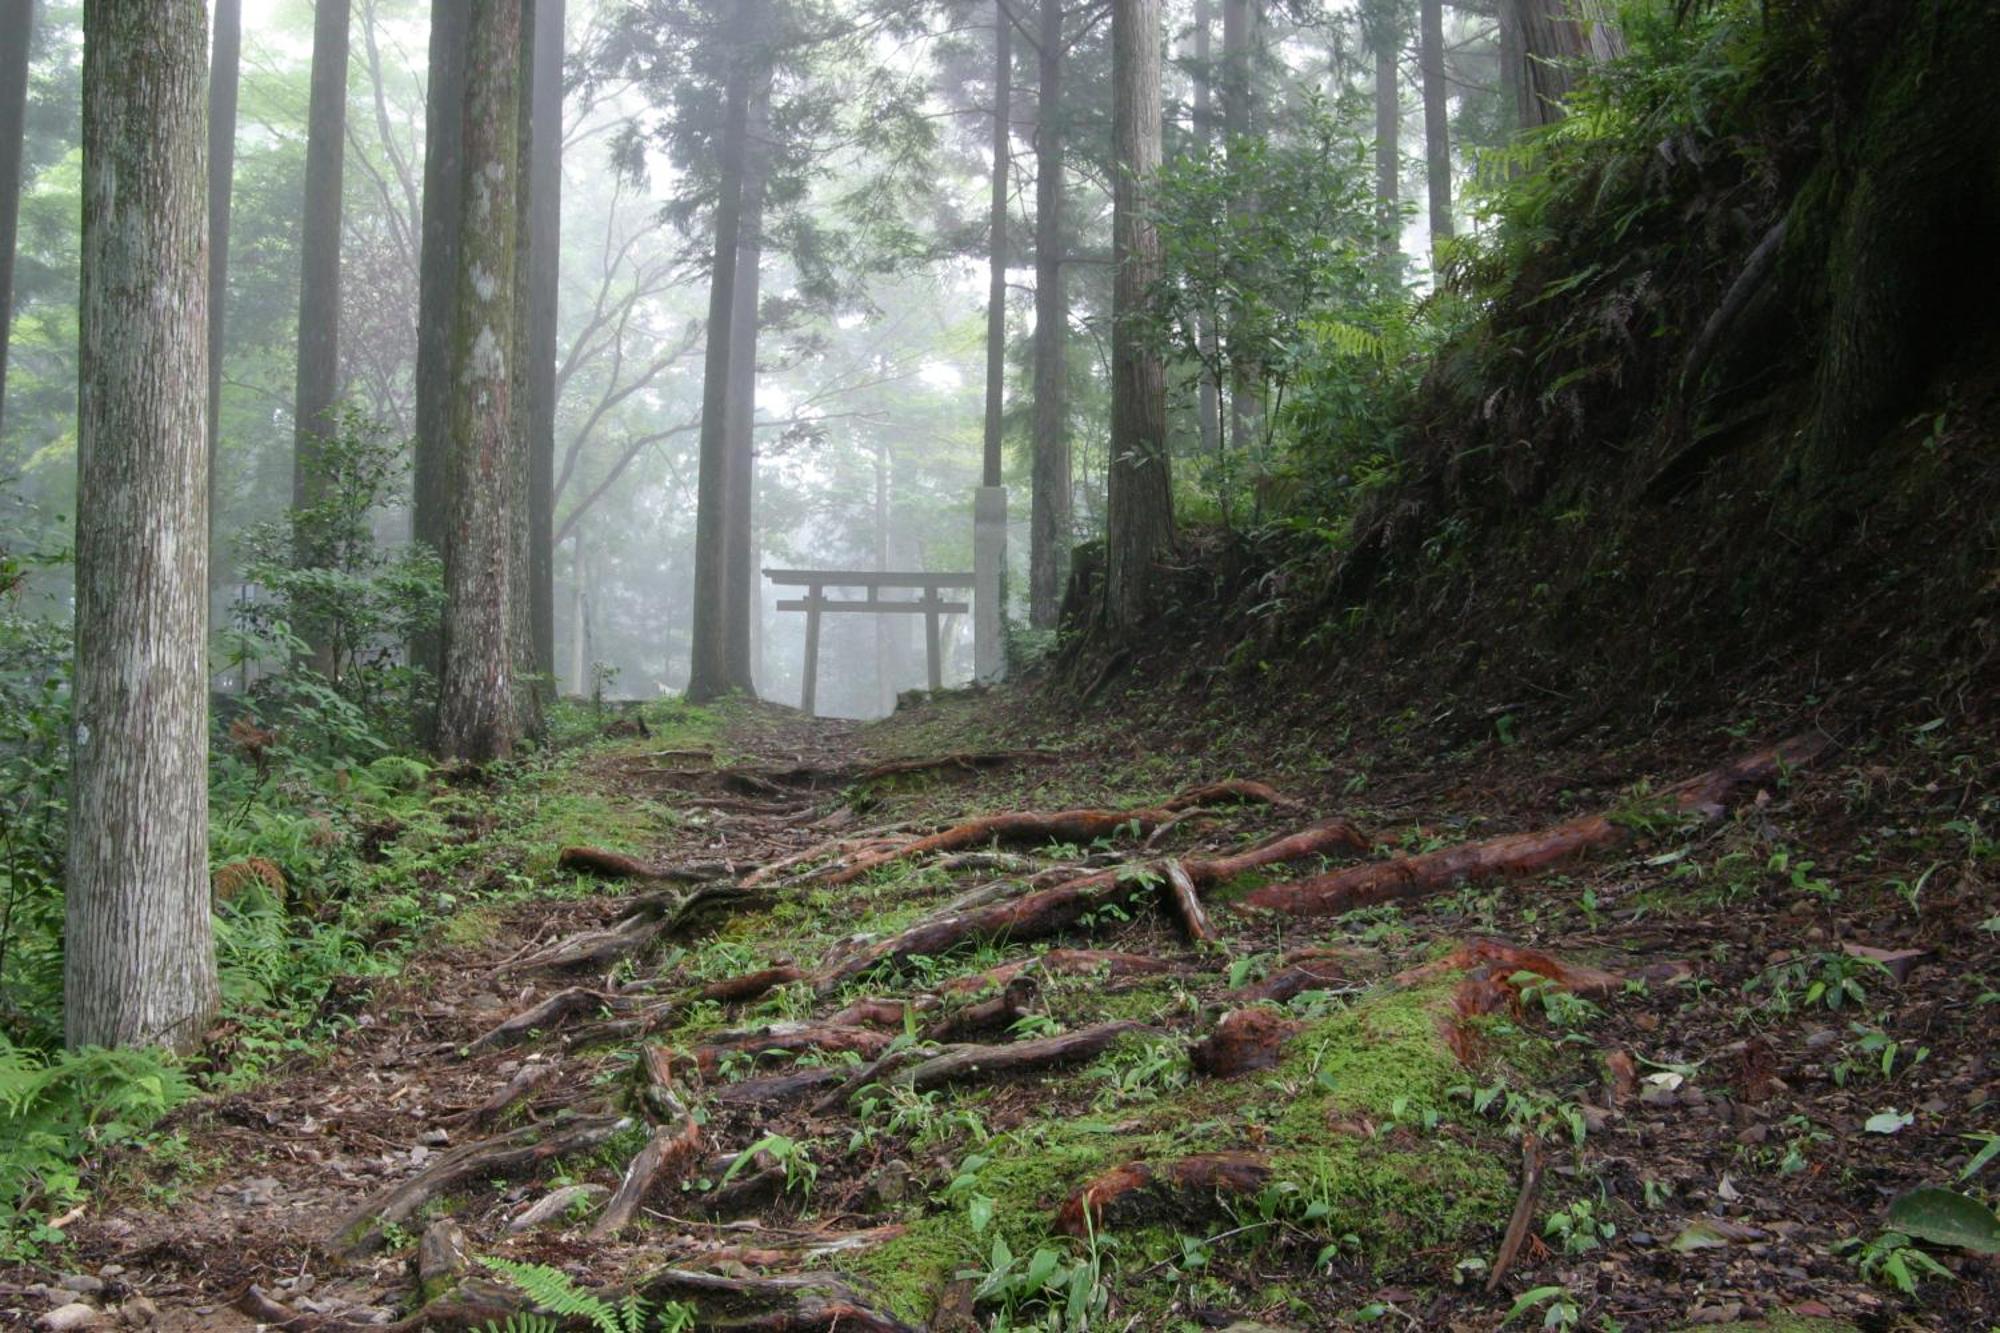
[838,981,1552,1325]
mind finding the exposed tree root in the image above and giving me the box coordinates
[821,780,1293,886]
[694,1022,896,1078]
[329,1112,629,1255]
[556,846,731,882]
[591,1117,703,1240]
[1487,1137,1545,1294]
[711,1065,851,1108]
[698,965,807,1003]
[896,1020,1145,1095]
[1162,859,1219,945]
[453,1059,556,1127]
[467,987,626,1054]
[1241,735,1829,916]
[633,1268,918,1333]
[1393,937,1628,999]
[1189,1008,1300,1078]
[508,883,767,974]
[1056,1152,1271,1235]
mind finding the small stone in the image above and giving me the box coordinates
[1735,1124,1768,1145]
[1803,1028,1839,1051]
[418,1128,451,1147]
[58,1276,106,1297]
[117,1295,158,1327]
[865,1159,912,1209]
[417,1218,472,1293]
[237,1176,282,1206]
[37,1304,104,1331]
[96,1267,124,1280]
[1633,1012,1661,1032]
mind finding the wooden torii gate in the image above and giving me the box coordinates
[765,568,974,717]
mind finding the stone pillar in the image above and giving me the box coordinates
[973,485,1008,684]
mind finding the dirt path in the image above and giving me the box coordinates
[10,693,1996,1331]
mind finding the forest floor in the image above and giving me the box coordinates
[3,674,1996,1332]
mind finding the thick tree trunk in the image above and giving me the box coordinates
[983,1,1010,490]
[526,0,563,705]
[436,0,524,762]
[68,0,218,1052]
[507,0,544,744]
[686,1,762,703]
[1189,0,1218,461]
[412,1,469,690]
[0,0,35,442]
[204,0,242,621]
[1028,0,1068,630]
[1104,0,1170,631]
[1420,0,1452,254]
[293,0,350,553]
[723,55,772,694]
[1510,0,1623,128]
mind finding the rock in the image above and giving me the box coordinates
[418,1127,451,1147]
[116,1297,158,1328]
[416,1219,472,1298]
[57,1276,105,1297]
[236,1175,282,1206]
[37,1304,105,1331]
[865,1159,912,1209]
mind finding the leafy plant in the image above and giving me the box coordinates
[479,1257,694,1333]
[1839,1230,1954,1296]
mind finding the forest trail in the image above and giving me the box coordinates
[25,691,1997,1331]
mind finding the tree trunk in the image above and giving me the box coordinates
[1221,0,1258,456]
[1372,15,1400,271]
[412,1,469,690]
[205,0,241,624]
[982,0,1010,490]
[1189,0,1218,462]
[0,0,34,442]
[293,0,350,585]
[526,0,563,707]
[68,0,218,1052]
[507,0,543,744]
[436,0,524,762]
[1510,0,1623,129]
[1028,0,1068,630]
[1104,0,1170,631]
[685,0,762,703]
[723,53,772,695]
[1419,0,1451,255]
[873,440,893,715]
[567,529,588,696]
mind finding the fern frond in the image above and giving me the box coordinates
[478,1257,626,1333]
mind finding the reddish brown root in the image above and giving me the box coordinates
[1487,1137,1545,1293]
[1189,1008,1301,1078]
[822,780,1291,886]
[1242,735,1828,917]
[1393,937,1628,998]
[558,845,657,878]
[589,1116,702,1240]
[698,965,807,1003]
[1162,859,1218,946]
[1056,1152,1271,1236]
[693,1022,896,1078]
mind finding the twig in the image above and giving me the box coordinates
[1486,1136,1545,1294]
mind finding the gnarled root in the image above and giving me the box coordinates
[1242,736,1828,917]
[1056,1152,1271,1236]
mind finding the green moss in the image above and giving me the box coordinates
[1276,983,1469,1119]
[837,1212,979,1323]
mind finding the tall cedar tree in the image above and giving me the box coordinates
[1221,0,1258,451]
[1104,0,1170,629]
[526,0,562,700]
[412,1,469,692]
[1419,0,1451,251]
[1509,0,1623,129]
[1028,0,1069,628]
[1365,0,1401,269]
[293,0,350,617]
[1188,0,1218,461]
[68,0,218,1051]
[982,1,1010,490]
[0,0,31,439]
[206,0,242,612]
[724,49,774,692]
[685,0,766,703]
[436,0,525,760]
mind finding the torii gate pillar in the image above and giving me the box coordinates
[973,485,1007,684]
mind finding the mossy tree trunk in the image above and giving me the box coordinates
[0,0,35,441]
[1029,0,1070,630]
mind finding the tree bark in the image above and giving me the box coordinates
[1189,0,1218,462]
[293,0,351,547]
[1371,10,1400,271]
[204,0,242,623]
[724,50,773,695]
[1509,0,1624,129]
[68,0,218,1052]
[1104,0,1171,630]
[436,0,525,762]
[0,0,35,443]
[685,0,763,703]
[1221,0,1258,455]
[1028,0,1068,630]
[982,0,1010,490]
[526,0,563,705]
[412,1,469,690]
[506,0,543,744]
[1419,0,1452,255]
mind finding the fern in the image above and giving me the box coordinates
[477,1258,695,1333]
[479,1318,561,1333]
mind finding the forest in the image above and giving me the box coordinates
[0,0,1994,1329]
